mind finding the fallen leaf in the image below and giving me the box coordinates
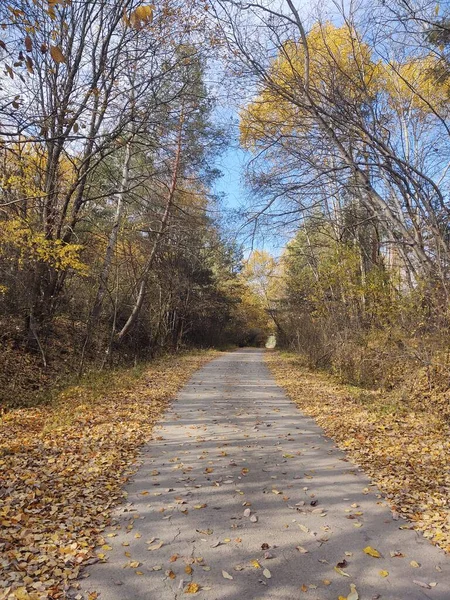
[334,567,350,577]
[413,580,431,589]
[148,541,164,551]
[185,582,200,593]
[379,570,389,577]
[222,570,233,580]
[263,568,271,579]
[364,546,381,558]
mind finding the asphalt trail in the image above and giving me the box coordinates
[78,349,450,600]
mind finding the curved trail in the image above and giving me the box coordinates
[80,349,450,600]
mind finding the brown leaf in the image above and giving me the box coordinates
[50,45,66,63]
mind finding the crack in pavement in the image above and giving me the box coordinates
[78,349,450,600]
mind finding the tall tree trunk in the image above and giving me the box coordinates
[79,139,132,373]
[116,110,185,342]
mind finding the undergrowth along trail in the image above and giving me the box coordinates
[266,351,450,555]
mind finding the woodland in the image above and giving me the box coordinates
[1,0,450,597]
[1,0,450,400]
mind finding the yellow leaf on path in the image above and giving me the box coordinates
[250,560,261,568]
[334,566,350,577]
[14,588,31,600]
[194,504,207,509]
[129,561,140,568]
[363,546,381,558]
[101,544,112,551]
[135,571,144,575]
[185,582,200,594]
[410,560,420,568]
[148,541,164,551]
[379,570,389,577]
[185,565,193,574]
[301,584,308,592]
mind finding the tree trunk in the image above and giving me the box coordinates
[116,110,185,342]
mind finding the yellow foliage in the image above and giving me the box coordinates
[240,21,448,147]
[240,22,380,146]
[1,143,76,200]
[382,56,450,113]
[123,4,154,30]
[0,219,88,274]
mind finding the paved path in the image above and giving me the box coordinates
[80,349,450,600]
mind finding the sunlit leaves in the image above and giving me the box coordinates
[123,4,154,30]
[0,219,88,274]
[240,22,380,147]
[382,56,450,113]
[364,546,381,558]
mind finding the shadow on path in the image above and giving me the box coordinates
[78,349,450,600]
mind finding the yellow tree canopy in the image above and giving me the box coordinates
[240,21,449,148]
[382,56,450,114]
[240,22,381,146]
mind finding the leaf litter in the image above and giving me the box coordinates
[266,352,450,554]
[0,351,217,599]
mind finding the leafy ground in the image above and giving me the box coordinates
[0,350,218,600]
[266,351,450,555]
